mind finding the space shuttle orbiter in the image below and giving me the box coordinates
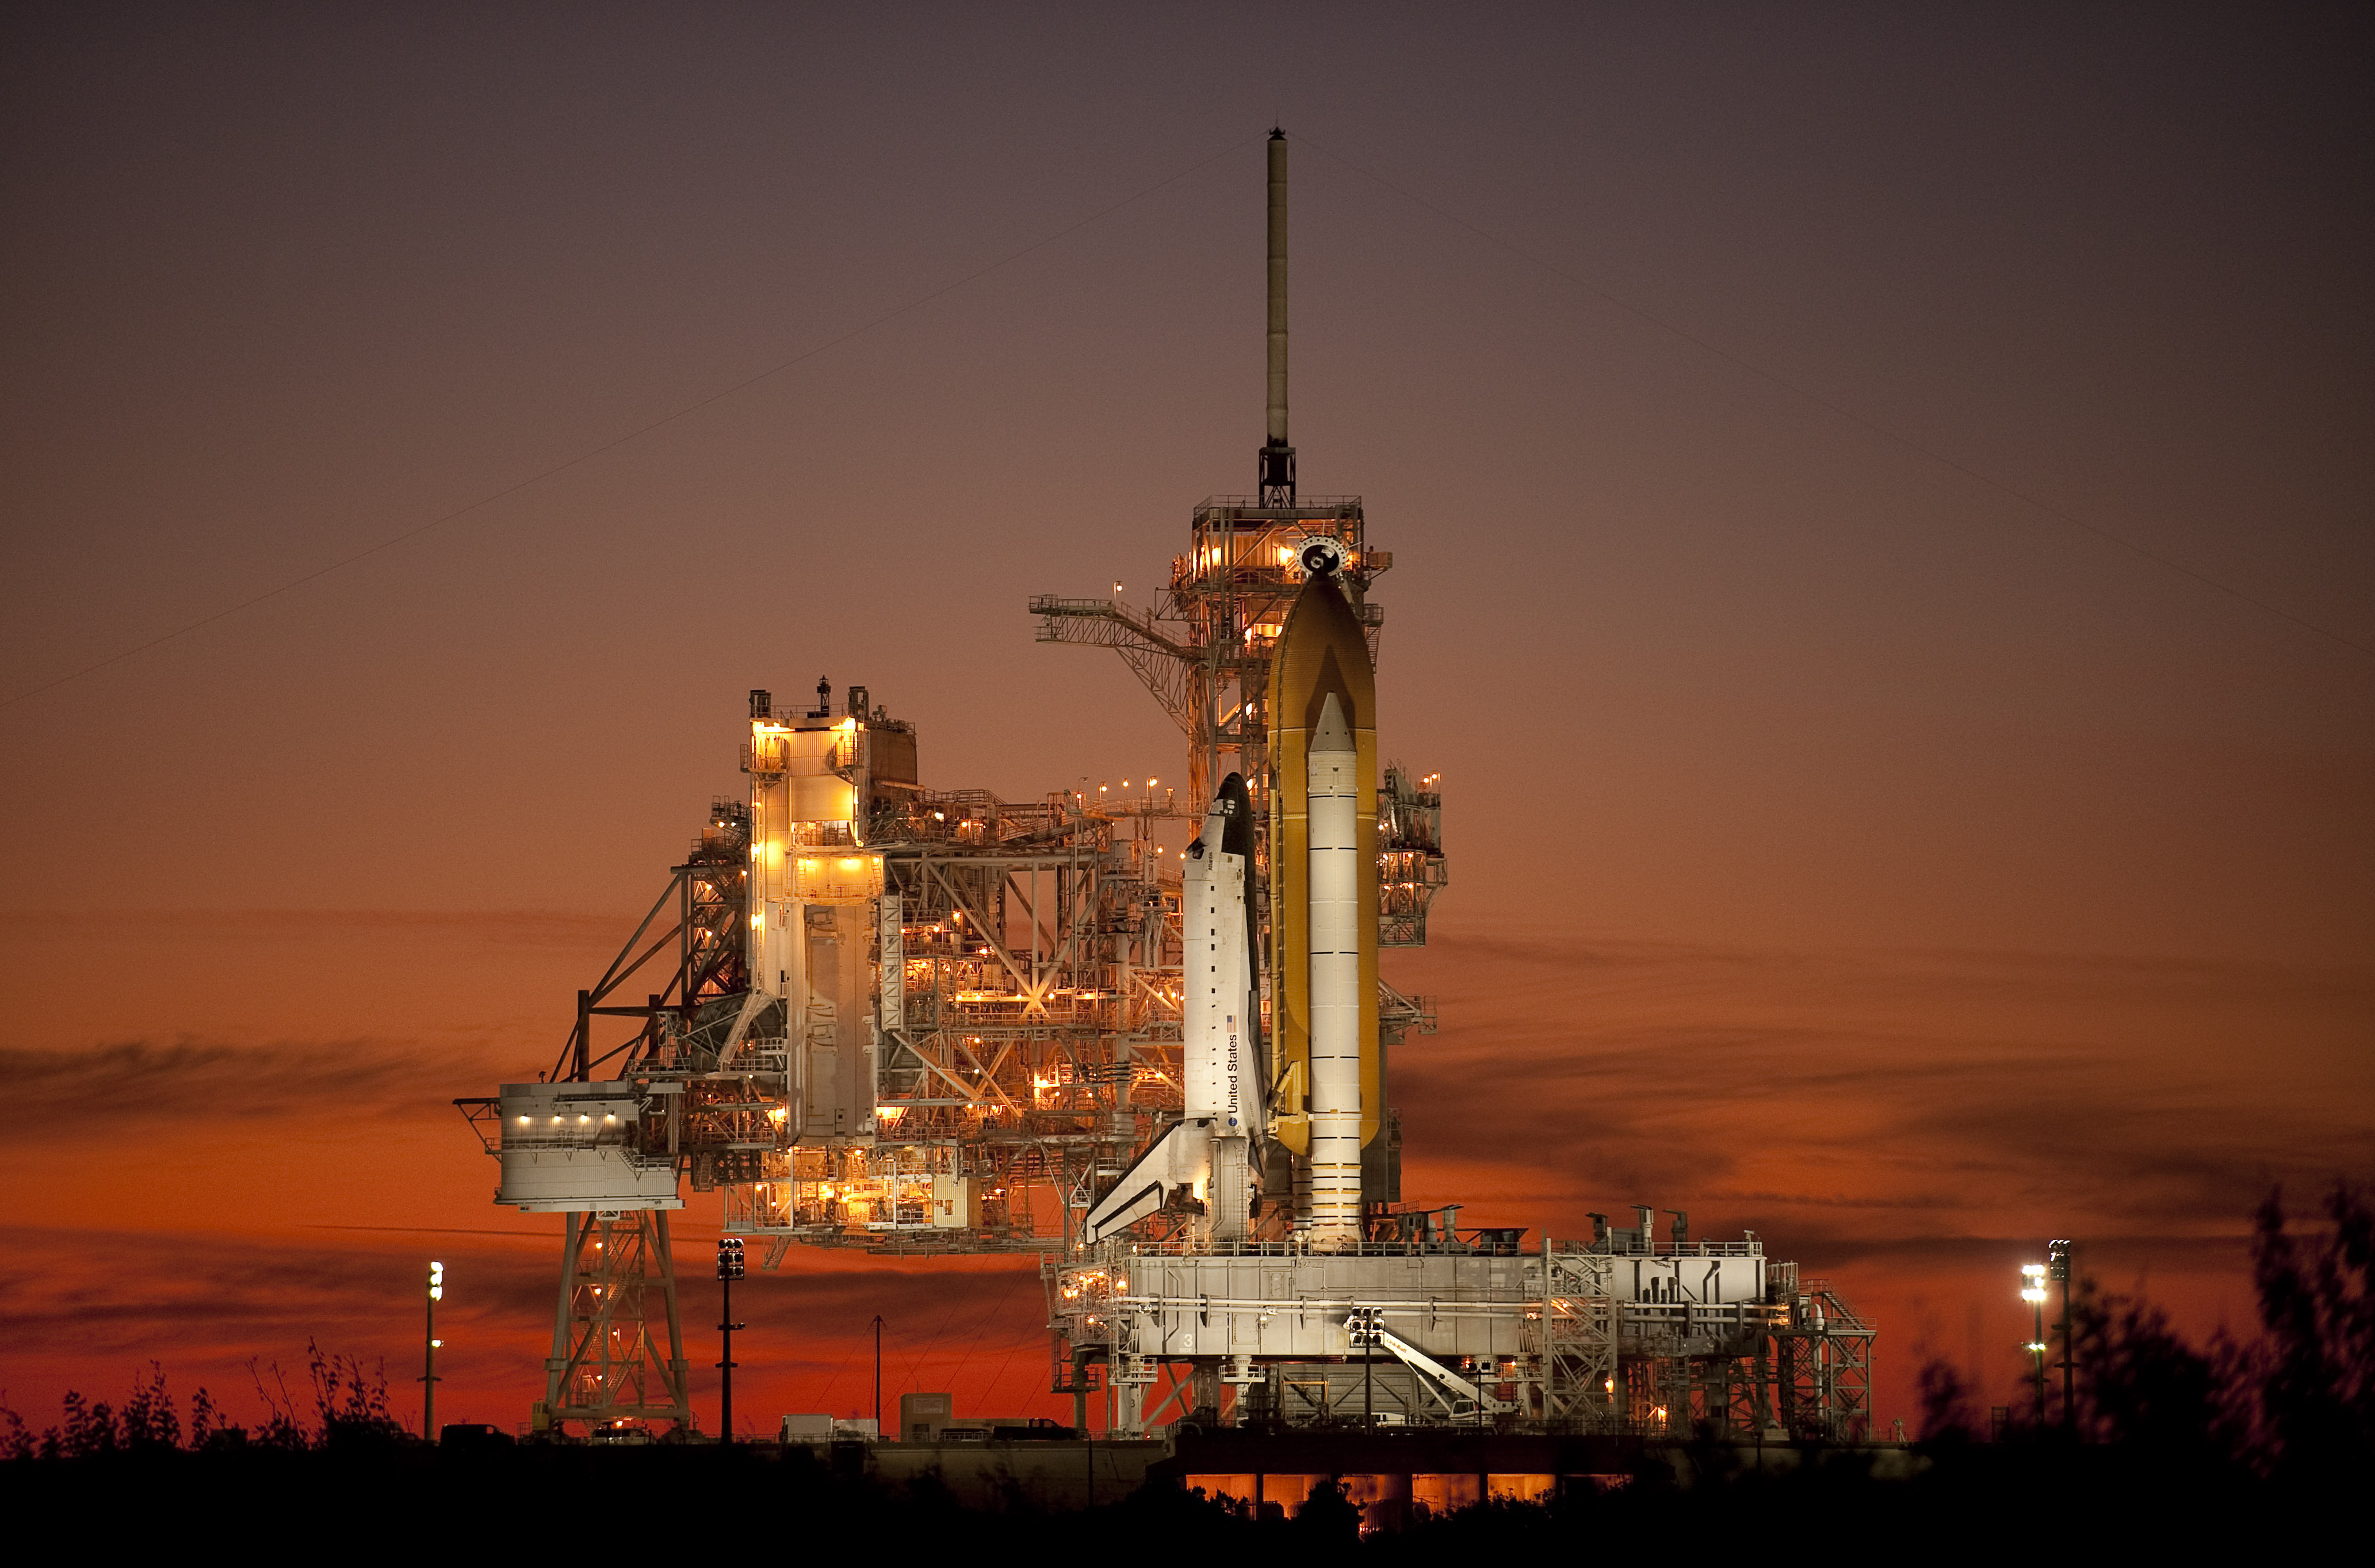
[1082,773,1263,1245]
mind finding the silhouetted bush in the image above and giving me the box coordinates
[1,1340,406,1460]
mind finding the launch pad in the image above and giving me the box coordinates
[458,130,1873,1444]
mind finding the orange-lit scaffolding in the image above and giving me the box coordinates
[457,128,1875,1446]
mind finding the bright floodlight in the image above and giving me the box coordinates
[2021,1287,2047,1302]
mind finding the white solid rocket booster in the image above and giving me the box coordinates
[1306,691,1361,1244]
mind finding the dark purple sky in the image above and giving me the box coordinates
[3,3,2368,1433]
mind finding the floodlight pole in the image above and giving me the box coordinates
[2032,1293,2046,1425]
[717,1238,745,1445]
[2050,1239,2074,1435]
[422,1261,444,1441]
[872,1314,884,1436]
[2020,1261,2048,1430]
[720,1270,735,1444]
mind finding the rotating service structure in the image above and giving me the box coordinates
[456,128,1873,1443]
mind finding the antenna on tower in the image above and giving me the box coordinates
[1259,129,1295,507]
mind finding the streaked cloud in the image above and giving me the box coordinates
[6,1038,480,1134]
[1388,932,2374,1241]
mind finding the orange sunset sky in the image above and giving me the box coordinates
[4,4,2369,1437]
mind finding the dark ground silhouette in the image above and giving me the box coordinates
[7,1182,2367,1552]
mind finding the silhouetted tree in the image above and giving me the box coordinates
[2242,1180,2375,1479]
[186,1385,241,1450]
[1915,1357,1978,1445]
[2069,1284,2227,1458]
[117,1364,181,1451]
[54,1391,117,1459]
[1292,1477,1362,1546]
